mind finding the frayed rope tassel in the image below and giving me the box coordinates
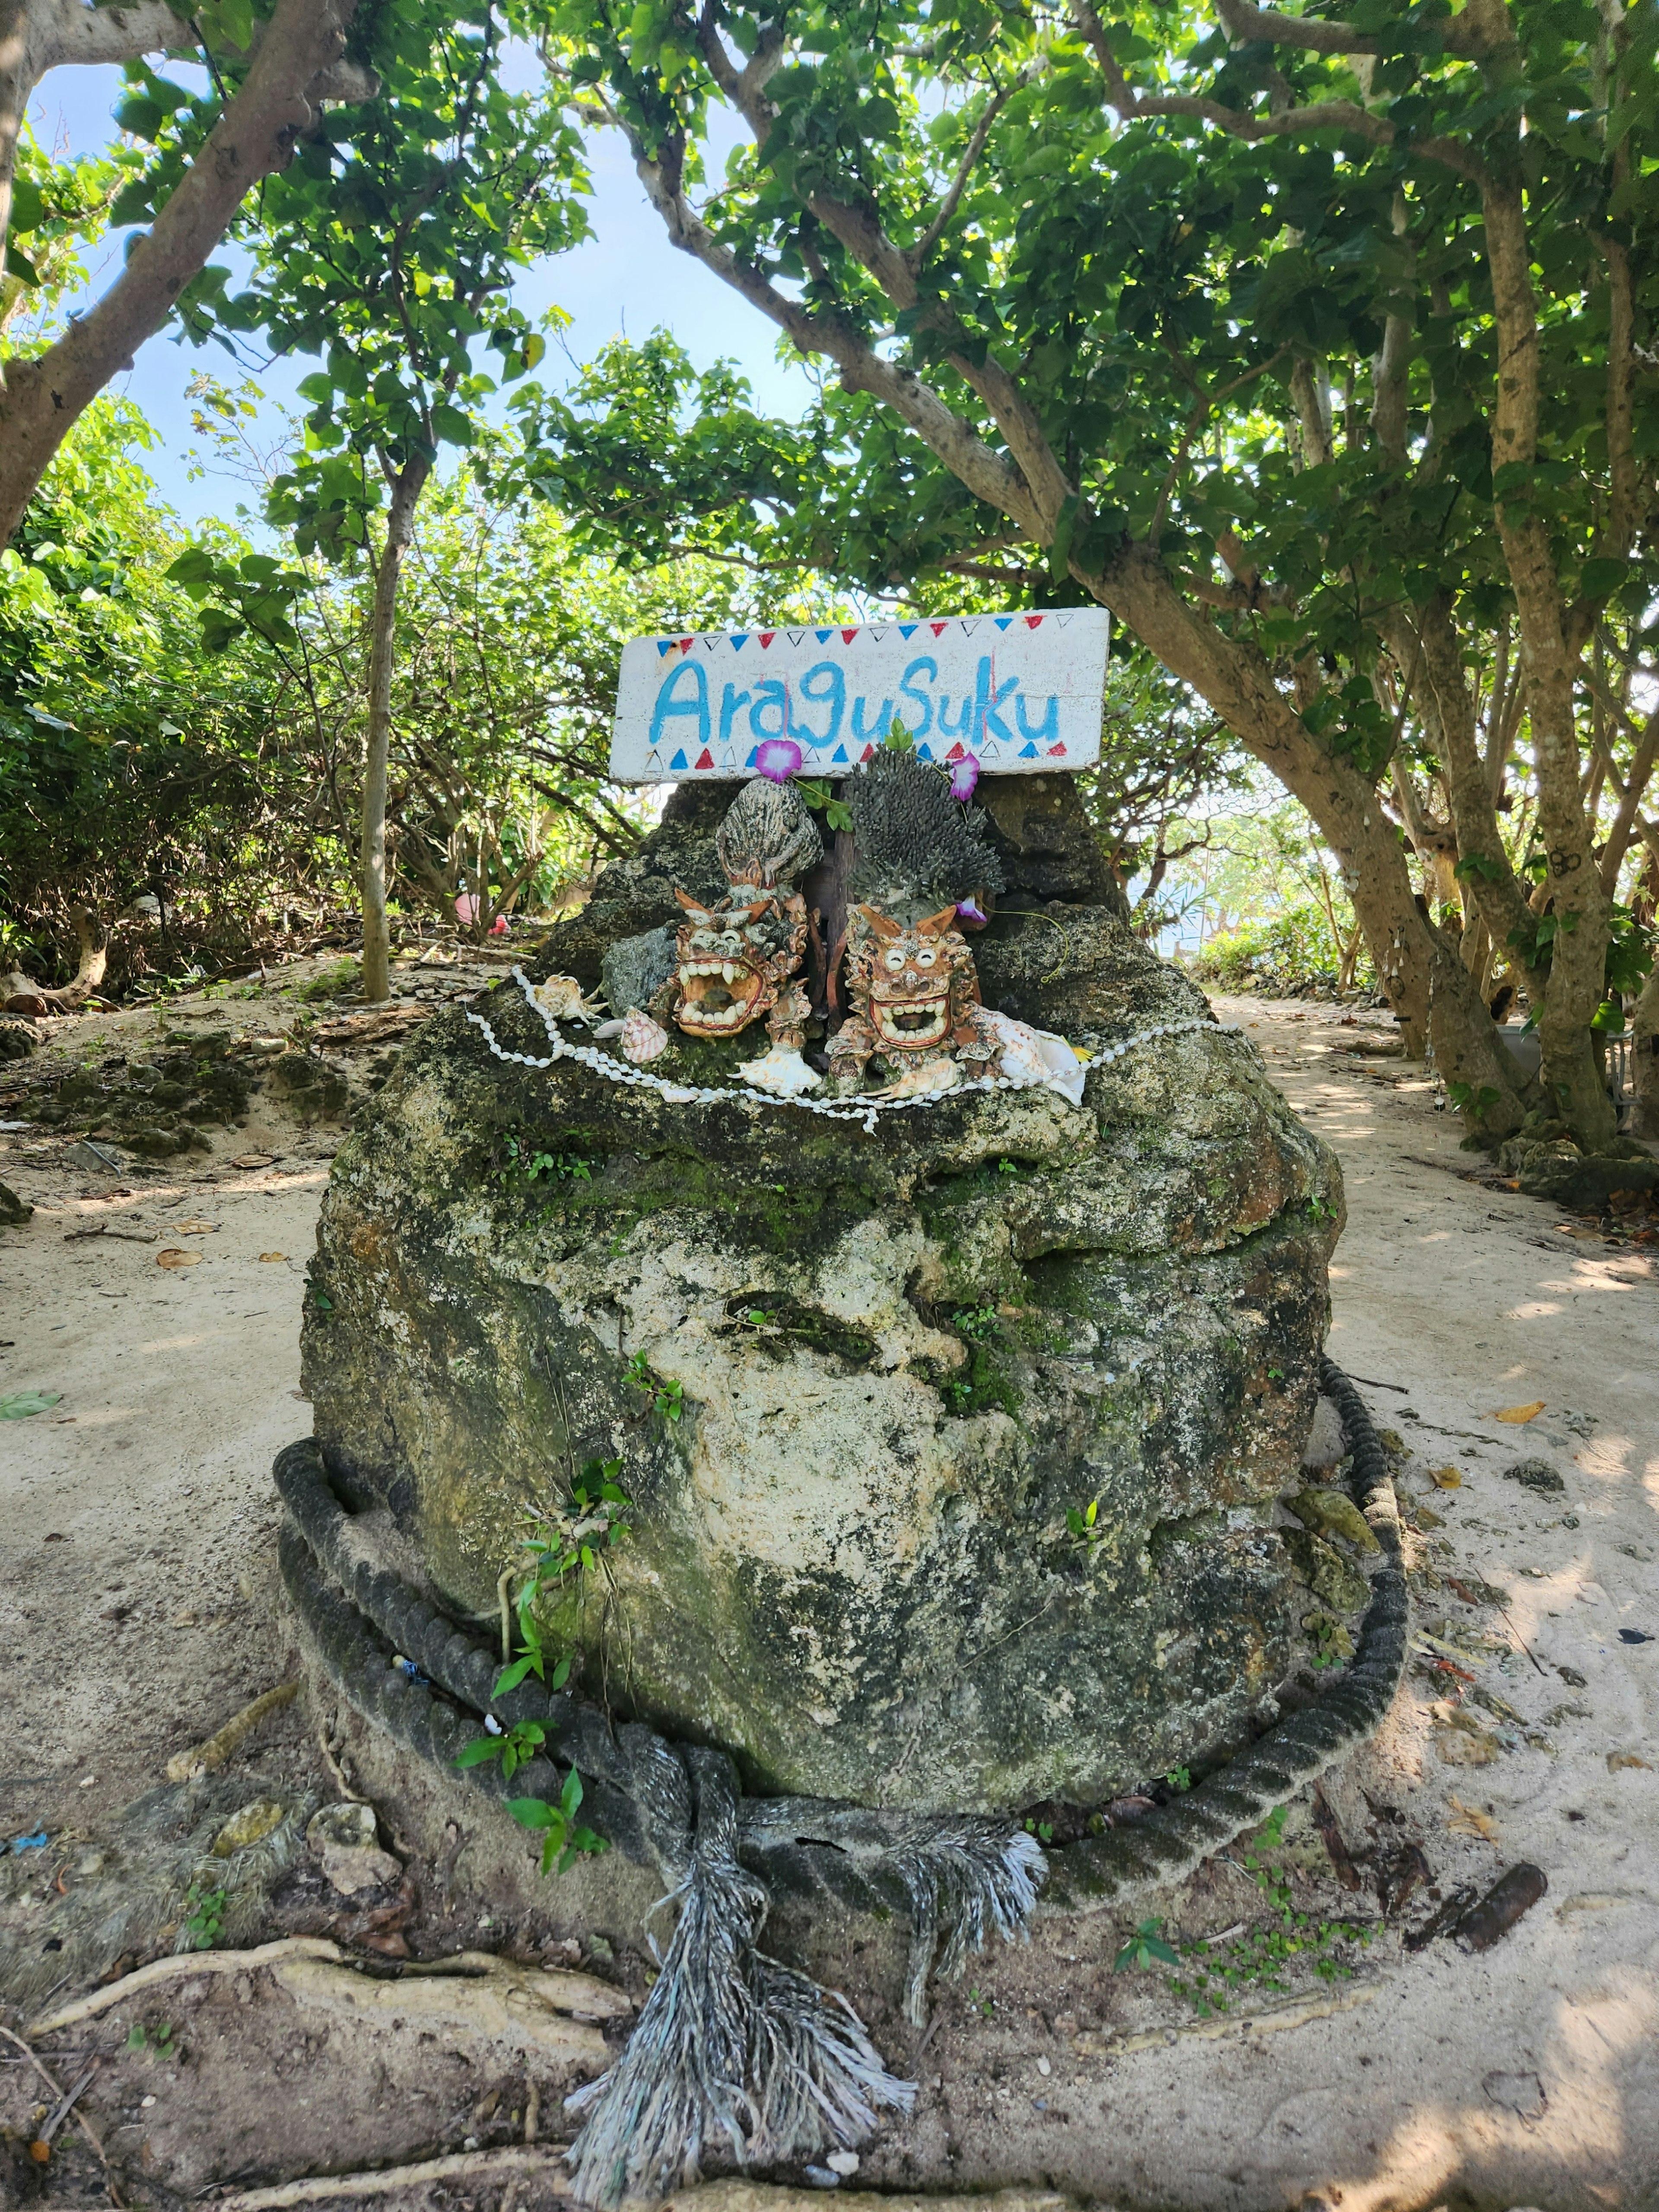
[564,1744,915,2206]
[895,1820,1047,2027]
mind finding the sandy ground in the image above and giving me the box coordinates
[2,979,1656,2212]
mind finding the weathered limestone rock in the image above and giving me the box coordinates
[302,782,1344,1815]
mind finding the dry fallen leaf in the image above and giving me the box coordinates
[1494,1401,1546,1424]
[258,1252,287,1263]
[1447,1795,1499,1840]
[1607,1752,1651,1774]
[232,1153,276,1169]
[175,1220,218,1235]
[1428,1465,1463,1489]
[156,1247,201,1270]
[1433,1724,1499,1768]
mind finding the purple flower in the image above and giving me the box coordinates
[754,737,803,783]
[954,896,989,927]
[949,752,981,801]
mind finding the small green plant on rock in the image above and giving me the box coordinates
[181,1881,226,1951]
[499,1133,593,1184]
[1114,1917,1180,1972]
[509,1767,609,1877]
[456,1458,633,1868]
[1065,1496,1104,1554]
[627,1350,683,1422]
[456,1716,548,1781]
[1303,1609,1354,1669]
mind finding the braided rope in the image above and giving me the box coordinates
[461,967,1241,1133]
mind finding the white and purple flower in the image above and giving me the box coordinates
[948,753,981,802]
[754,737,804,783]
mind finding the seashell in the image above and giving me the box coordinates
[620,1010,670,1065]
[737,1043,823,1098]
[976,1007,1086,1105]
[532,973,605,1024]
[878,1055,961,1100]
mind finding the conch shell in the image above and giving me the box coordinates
[531,973,605,1025]
[737,1043,823,1097]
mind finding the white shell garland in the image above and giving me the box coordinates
[463,969,1242,1137]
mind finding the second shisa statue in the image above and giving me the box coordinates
[824,749,1008,1099]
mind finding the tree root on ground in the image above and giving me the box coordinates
[202,2143,572,2212]
[29,1936,630,2052]
[1073,1975,1379,2059]
[164,1681,302,1782]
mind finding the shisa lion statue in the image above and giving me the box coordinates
[826,903,1000,1099]
[619,776,823,1095]
[824,745,1015,1098]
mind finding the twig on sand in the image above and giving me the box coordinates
[0,2024,122,2205]
[164,1681,301,1782]
[201,2144,570,2211]
[1476,1569,1550,1678]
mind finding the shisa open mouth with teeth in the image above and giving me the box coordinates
[677,957,768,1033]
[869,988,951,1050]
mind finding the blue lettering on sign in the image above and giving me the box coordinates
[648,650,1068,768]
[718,683,752,747]
[898,656,937,739]
[650,661,709,754]
[974,656,1020,745]
[851,694,893,741]
[748,679,791,740]
[797,660,845,748]
[1016,691,1059,747]
[936,692,973,740]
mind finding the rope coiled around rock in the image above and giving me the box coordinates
[275,1356,1405,2199]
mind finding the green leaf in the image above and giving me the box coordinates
[454,1736,503,1768]
[0,1391,61,1419]
[506,1796,558,1831]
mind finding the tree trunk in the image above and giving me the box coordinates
[1087,545,1526,1129]
[0,0,364,545]
[360,454,432,1004]
[1484,179,1615,1148]
[1629,957,1659,1141]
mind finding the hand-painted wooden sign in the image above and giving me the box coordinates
[610,609,1110,782]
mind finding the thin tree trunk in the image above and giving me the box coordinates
[1091,545,1524,1128]
[1484,179,1615,1147]
[360,455,431,1004]
[1628,954,1659,1141]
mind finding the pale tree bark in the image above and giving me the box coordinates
[1629,838,1659,1139]
[1483,180,1616,1146]
[359,452,432,1005]
[0,0,369,546]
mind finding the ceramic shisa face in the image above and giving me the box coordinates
[826,903,1000,1098]
[656,886,811,1049]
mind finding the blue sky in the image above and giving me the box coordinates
[29,55,814,529]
